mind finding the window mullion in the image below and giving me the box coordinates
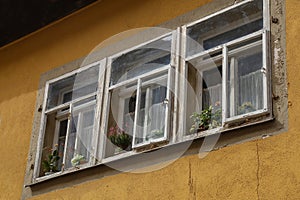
[263,0,270,31]
[185,30,263,62]
[62,103,73,170]
[229,57,238,117]
[222,45,228,126]
[172,27,181,143]
[74,112,82,157]
[109,65,169,91]
[143,87,151,143]
[98,59,112,162]
[262,30,270,111]
[197,71,203,112]
[178,25,187,142]
[164,67,173,140]
[132,79,142,147]
[92,60,106,165]
[45,92,97,115]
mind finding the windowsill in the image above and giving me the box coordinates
[34,162,91,183]
[29,115,274,186]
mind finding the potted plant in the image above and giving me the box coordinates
[71,154,85,167]
[210,101,222,129]
[238,102,255,115]
[108,124,132,152]
[189,106,212,133]
[189,102,222,133]
[42,148,60,175]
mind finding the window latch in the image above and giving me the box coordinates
[163,99,169,105]
[260,68,267,74]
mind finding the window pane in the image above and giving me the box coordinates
[186,56,222,135]
[63,117,77,169]
[57,119,68,170]
[46,65,99,110]
[202,66,222,109]
[134,75,168,146]
[40,110,67,176]
[186,0,263,57]
[105,70,168,157]
[227,40,263,118]
[105,85,137,157]
[110,35,172,86]
[64,104,96,169]
[77,110,95,161]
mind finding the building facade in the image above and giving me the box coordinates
[0,0,298,199]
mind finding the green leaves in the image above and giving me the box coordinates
[109,132,132,150]
[189,105,222,133]
[42,148,60,173]
[108,123,132,150]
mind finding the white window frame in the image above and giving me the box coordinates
[99,31,177,161]
[32,0,272,182]
[181,0,271,138]
[33,60,106,181]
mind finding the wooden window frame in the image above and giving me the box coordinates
[181,0,271,139]
[32,0,272,183]
[99,31,177,161]
[33,60,105,181]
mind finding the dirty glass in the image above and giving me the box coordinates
[110,35,172,86]
[186,0,263,57]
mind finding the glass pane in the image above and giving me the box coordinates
[134,74,168,146]
[202,66,222,109]
[57,119,68,170]
[64,117,77,169]
[186,57,222,135]
[105,71,169,157]
[105,86,136,157]
[227,40,263,118]
[186,0,263,57]
[110,35,172,86]
[40,111,67,176]
[75,110,95,164]
[46,65,99,110]
[146,86,167,140]
[65,104,96,169]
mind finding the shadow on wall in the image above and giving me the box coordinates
[0,0,154,105]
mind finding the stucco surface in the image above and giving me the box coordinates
[0,0,298,199]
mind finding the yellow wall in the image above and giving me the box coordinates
[0,0,299,199]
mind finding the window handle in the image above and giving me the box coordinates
[163,99,169,105]
[260,68,267,74]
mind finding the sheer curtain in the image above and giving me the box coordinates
[203,70,263,116]
[203,84,222,108]
[239,70,263,110]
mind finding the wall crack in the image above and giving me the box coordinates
[188,160,196,200]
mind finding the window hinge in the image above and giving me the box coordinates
[38,105,43,112]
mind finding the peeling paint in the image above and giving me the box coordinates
[0,0,293,199]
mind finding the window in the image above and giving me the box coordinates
[34,63,103,178]
[102,33,175,158]
[183,0,270,136]
[33,0,271,181]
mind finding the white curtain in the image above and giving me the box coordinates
[239,70,263,110]
[203,84,222,108]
